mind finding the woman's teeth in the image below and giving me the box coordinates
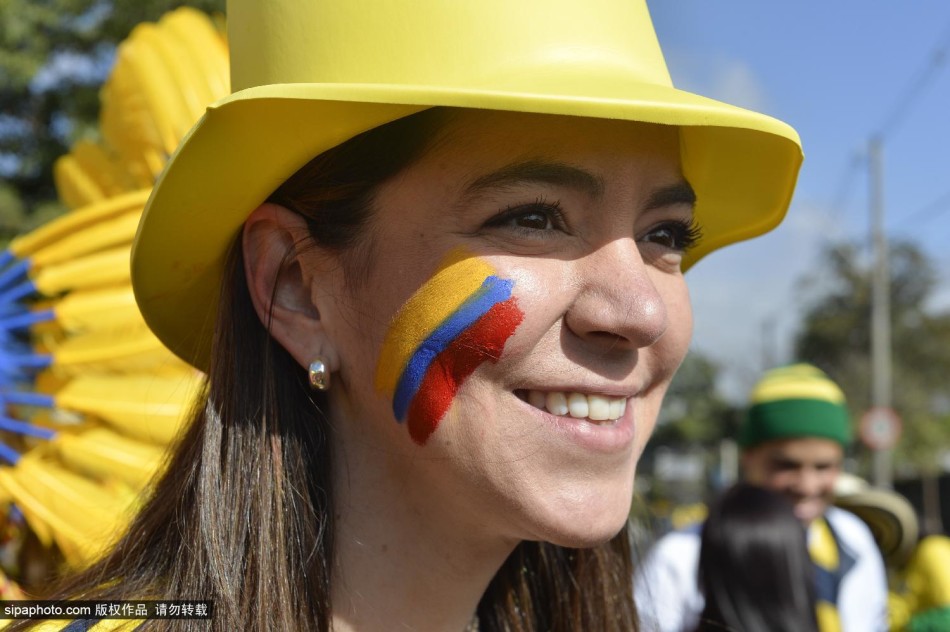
[524,390,626,423]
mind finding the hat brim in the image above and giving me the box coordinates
[132,81,803,370]
[836,489,919,567]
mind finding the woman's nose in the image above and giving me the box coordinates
[564,238,669,351]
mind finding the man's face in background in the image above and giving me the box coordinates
[742,437,844,525]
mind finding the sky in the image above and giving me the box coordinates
[649,2,950,400]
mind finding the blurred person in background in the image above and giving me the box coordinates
[636,364,888,632]
[693,482,819,632]
[835,477,950,632]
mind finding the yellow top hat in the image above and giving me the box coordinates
[132,0,803,370]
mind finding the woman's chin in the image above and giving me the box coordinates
[539,518,630,549]
[527,495,635,549]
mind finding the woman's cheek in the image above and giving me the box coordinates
[642,278,693,404]
[374,248,524,446]
[663,277,693,369]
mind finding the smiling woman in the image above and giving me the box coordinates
[27,0,801,630]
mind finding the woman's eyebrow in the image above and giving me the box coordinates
[464,160,606,198]
[644,181,696,210]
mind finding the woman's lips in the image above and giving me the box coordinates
[516,389,627,424]
[513,388,637,454]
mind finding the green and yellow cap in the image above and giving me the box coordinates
[739,364,852,449]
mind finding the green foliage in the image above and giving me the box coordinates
[0,0,224,226]
[98,0,225,41]
[794,240,950,474]
[0,182,28,251]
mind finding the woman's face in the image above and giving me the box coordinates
[317,110,693,547]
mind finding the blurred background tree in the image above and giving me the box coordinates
[794,239,950,478]
[651,352,739,449]
[644,240,950,517]
[0,0,224,241]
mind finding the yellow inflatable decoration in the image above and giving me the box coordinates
[0,7,228,577]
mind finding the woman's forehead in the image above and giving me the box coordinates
[416,109,684,188]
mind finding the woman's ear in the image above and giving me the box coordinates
[242,203,339,372]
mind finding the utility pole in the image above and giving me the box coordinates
[869,137,893,488]
[761,316,777,371]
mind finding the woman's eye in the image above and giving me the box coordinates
[511,210,554,230]
[640,220,703,252]
[485,199,566,234]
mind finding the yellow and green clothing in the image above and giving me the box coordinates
[889,535,950,632]
[810,515,857,632]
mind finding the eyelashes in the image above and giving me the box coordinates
[640,218,703,253]
[484,197,567,234]
[483,197,702,254]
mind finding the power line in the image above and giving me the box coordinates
[897,187,950,226]
[875,18,950,141]
[830,14,950,216]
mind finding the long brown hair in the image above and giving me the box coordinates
[33,108,639,631]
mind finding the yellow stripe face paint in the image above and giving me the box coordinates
[374,248,494,395]
[374,247,524,444]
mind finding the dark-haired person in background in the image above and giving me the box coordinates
[694,482,819,632]
[636,364,888,632]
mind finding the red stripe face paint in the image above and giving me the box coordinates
[405,297,523,445]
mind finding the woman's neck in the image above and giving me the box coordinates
[328,431,516,631]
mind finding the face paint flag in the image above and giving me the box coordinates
[375,249,523,444]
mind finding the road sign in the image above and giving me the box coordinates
[859,406,903,451]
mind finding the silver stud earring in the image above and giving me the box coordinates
[308,357,331,391]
